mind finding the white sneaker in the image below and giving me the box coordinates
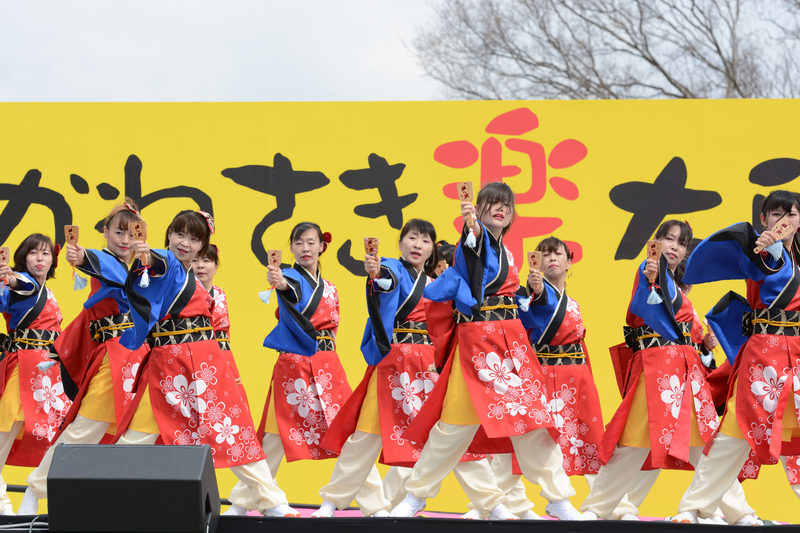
[734,514,763,526]
[222,505,247,516]
[518,509,543,520]
[581,510,599,521]
[488,504,519,520]
[0,509,15,516]
[620,513,638,521]
[370,509,390,517]
[545,499,581,521]
[461,509,483,520]
[263,503,301,517]
[389,493,425,517]
[17,488,38,516]
[311,501,336,518]
[671,510,699,524]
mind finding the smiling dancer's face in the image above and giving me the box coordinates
[168,229,203,268]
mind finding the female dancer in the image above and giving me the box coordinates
[675,190,800,522]
[486,236,606,520]
[391,182,580,520]
[225,222,384,516]
[0,234,68,515]
[19,201,150,515]
[114,210,297,517]
[581,220,756,525]
[192,244,248,405]
[312,219,440,517]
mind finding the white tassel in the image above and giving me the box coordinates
[465,228,477,249]
[37,360,57,371]
[700,352,714,367]
[138,269,150,288]
[72,273,88,291]
[647,285,663,305]
[258,288,274,304]
[764,241,784,261]
[375,277,392,291]
[517,294,533,312]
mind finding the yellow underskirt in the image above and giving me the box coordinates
[619,372,704,448]
[440,346,481,426]
[77,353,117,433]
[355,371,380,435]
[720,377,800,441]
[0,367,24,433]
[127,384,160,434]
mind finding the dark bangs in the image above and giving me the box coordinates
[165,211,210,257]
[761,190,800,226]
[535,236,572,258]
[437,240,455,266]
[108,209,141,231]
[198,243,220,266]
[289,222,323,243]
[400,218,438,276]
[476,182,515,212]
[476,182,516,237]
[655,220,693,247]
[104,197,142,231]
[12,233,57,280]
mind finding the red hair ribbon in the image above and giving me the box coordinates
[321,232,332,253]
[684,220,692,231]
[53,243,61,269]
[124,202,140,216]
[198,210,215,234]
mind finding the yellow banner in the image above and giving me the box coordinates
[2,100,798,521]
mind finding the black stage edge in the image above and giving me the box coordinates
[1,515,798,532]
[217,516,799,533]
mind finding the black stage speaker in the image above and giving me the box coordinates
[48,443,220,533]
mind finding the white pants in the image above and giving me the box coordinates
[317,431,502,516]
[316,430,390,516]
[403,422,575,504]
[118,428,288,511]
[27,415,111,498]
[0,421,23,514]
[492,453,647,518]
[677,434,758,520]
[586,444,753,523]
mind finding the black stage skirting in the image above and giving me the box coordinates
[2,515,797,533]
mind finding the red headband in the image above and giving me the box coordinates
[198,210,215,235]
[124,202,140,216]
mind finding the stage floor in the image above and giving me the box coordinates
[0,512,795,533]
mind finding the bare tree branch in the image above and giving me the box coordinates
[414,0,799,99]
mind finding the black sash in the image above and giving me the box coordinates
[367,260,426,359]
[654,254,686,345]
[537,279,568,346]
[395,259,426,323]
[277,264,324,347]
[167,267,197,318]
[461,226,509,315]
[772,253,800,310]
[14,281,48,331]
[485,236,509,297]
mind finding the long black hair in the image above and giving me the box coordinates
[475,182,516,239]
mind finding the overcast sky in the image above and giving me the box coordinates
[0,1,442,102]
